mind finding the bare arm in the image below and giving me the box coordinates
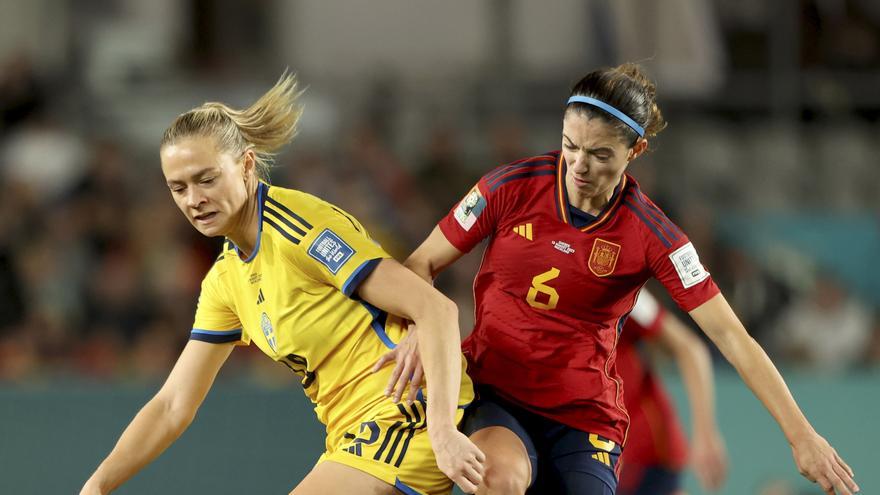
[690,293,858,495]
[652,312,727,491]
[357,257,484,492]
[371,225,466,402]
[403,225,466,283]
[80,340,235,495]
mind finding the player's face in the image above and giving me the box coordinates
[561,112,644,202]
[161,136,251,238]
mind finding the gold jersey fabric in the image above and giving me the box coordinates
[190,183,473,494]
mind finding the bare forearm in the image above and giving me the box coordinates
[414,300,462,434]
[87,398,193,492]
[403,254,436,283]
[715,333,813,443]
[673,337,717,434]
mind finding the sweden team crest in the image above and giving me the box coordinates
[588,238,621,277]
[261,312,277,352]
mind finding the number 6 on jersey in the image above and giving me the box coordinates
[526,268,560,310]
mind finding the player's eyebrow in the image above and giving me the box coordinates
[563,134,614,155]
[166,167,219,187]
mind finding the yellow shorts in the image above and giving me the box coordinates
[319,399,464,495]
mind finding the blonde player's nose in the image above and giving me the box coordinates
[186,188,206,208]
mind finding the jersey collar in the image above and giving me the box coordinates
[230,181,269,263]
[554,153,628,233]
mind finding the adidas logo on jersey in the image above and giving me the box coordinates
[512,223,533,240]
[552,240,575,254]
[256,289,265,305]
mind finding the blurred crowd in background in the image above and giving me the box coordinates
[1,0,879,384]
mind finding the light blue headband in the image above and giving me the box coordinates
[567,95,645,137]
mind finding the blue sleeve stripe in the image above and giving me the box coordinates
[489,169,556,192]
[484,155,555,182]
[265,196,313,230]
[359,301,396,349]
[192,328,241,335]
[264,216,302,245]
[342,258,382,297]
[627,197,679,243]
[485,159,555,184]
[394,478,425,495]
[635,189,684,238]
[264,205,307,236]
[190,328,242,344]
[624,201,672,248]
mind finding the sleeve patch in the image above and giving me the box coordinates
[453,186,487,231]
[308,228,356,274]
[668,242,710,289]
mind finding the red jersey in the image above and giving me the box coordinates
[616,289,689,470]
[438,151,719,444]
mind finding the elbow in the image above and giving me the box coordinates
[416,292,458,328]
[157,395,198,435]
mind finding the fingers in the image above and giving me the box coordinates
[371,351,393,373]
[384,357,406,397]
[406,363,424,405]
[391,358,414,402]
[816,476,835,495]
[455,477,478,494]
[816,467,852,495]
[831,458,859,494]
[453,456,485,494]
[463,463,484,487]
[834,451,855,481]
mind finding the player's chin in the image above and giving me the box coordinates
[191,218,224,237]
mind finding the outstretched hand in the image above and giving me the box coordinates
[431,427,486,493]
[371,322,424,404]
[690,426,728,492]
[792,431,858,495]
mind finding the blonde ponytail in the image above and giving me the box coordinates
[161,72,304,180]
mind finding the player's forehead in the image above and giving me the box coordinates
[161,136,229,180]
[562,112,625,148]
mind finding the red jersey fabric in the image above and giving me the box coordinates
[438,151,719,444]
[616,290,689,470]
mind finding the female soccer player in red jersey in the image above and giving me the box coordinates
[377,63,859,495]
[616,289,727,495]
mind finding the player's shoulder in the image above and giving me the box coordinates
[479,151,559,196]
[205,239,237,281]
[262,183,320,247]
[619,175,685,249]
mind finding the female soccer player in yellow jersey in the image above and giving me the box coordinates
[79,74,485,495]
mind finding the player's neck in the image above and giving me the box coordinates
[228,182,261,260]
[569,186,614,216]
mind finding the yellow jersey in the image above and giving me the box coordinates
[190,182,474,432]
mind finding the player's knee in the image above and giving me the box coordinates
[478,458,529,495]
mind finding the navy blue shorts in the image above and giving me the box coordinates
[461,387,621,495]
[618,464,682,495]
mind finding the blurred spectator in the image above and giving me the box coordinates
[772,273,873,372]
[0,54,47,129]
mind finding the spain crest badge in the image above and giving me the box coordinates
[588,238,621,277]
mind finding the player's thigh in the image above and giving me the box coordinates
[535,428,621,495]
[470,426,532,494]
[461,391,537,493]
[289,460,397,495]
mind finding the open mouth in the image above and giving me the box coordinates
[193,212,218,223]
[572,175,591,187]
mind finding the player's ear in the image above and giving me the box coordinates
[241,149,257,181]
[627,138,648,161]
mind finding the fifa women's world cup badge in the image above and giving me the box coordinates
[588,238,621,277]
[453,187,487,231]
